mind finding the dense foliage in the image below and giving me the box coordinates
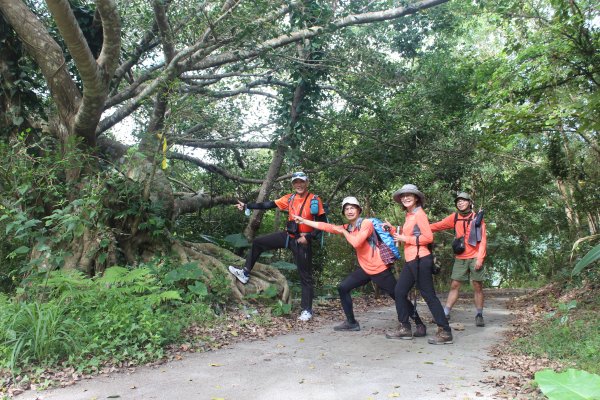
[0,0,598,378]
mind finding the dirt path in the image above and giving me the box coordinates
[19,291,516,400]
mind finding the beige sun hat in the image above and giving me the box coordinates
[341,196,362,214]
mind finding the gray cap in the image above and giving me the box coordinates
[392,184,425,205]
[455,192,472,205]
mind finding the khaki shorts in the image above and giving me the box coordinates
[451,258,485,282]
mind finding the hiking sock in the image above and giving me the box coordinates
[476,309,483,316]
[444,306,451,318]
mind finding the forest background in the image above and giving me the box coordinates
[0,0,598,396]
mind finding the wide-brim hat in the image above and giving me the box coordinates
[341,196,362,214]
[392,184,425,205]
[290,171,308,182]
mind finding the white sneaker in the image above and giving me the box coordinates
[297,310,313,322]
[228,266,249,284]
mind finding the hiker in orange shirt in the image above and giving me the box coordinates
[384,184,453,345]
[294,196,425,333]
[228,172,327,322]
[430,192,487,327]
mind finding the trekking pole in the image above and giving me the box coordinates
[412,224,421,319]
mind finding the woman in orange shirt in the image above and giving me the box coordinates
[384,184,453,345]
[294,196,425,333]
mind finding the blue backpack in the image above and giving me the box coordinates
[349,217,401,265]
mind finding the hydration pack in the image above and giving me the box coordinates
[349,217,401,265]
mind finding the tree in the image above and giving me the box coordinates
[0,0,451,299]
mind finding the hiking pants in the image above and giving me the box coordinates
[244,230,314,311]
[338,268,422,324]
[394,254,450,331]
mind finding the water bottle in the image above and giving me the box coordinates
[310,197,319,215]
[244,207,251,217]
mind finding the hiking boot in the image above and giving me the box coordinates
[414,323,427,337]
[298,310,313,322]
[427,327,453,345]
[228,266,249,284]
[333,320,360,331]
[385,324,413,340]
[475,314,485,327]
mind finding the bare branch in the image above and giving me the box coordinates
[171,139,271,149]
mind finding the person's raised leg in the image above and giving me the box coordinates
[229,231,287,284]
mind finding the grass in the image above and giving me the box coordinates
[514,302,600,375]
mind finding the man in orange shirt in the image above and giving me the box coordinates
[430,192,487,327]
[228,172,327,322]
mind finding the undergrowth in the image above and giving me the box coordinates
[513,283,600,375]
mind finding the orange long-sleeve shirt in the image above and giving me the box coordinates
[315,219,388,275]
[390,207,433,262]
[430,212,487,263]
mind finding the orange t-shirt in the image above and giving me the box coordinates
[316,219,388,275]
[274,193,325,234]
[430,212,487,263]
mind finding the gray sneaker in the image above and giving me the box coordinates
[427,327,453,345]
[228,266,249,284]
[385,324,413,340]
[333,320,360,331]
[475,314,485,327]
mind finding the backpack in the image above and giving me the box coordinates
[348,217,401,265]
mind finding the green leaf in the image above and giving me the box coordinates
[187,281,208,298]
[224,233,250,249]
[572,243,600,276]
[13,246,30,254]
[534,369,600,400]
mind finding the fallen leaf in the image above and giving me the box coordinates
[210,363,223,367]
[388,393,400,398]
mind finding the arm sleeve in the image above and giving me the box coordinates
[429,214,455,232]
[315,222,345,235]
[405,212,433,246]
[246,200,277,210]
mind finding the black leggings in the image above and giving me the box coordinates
[394,254,450,331]
[338,268,422,324]
[244,231,314,311]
